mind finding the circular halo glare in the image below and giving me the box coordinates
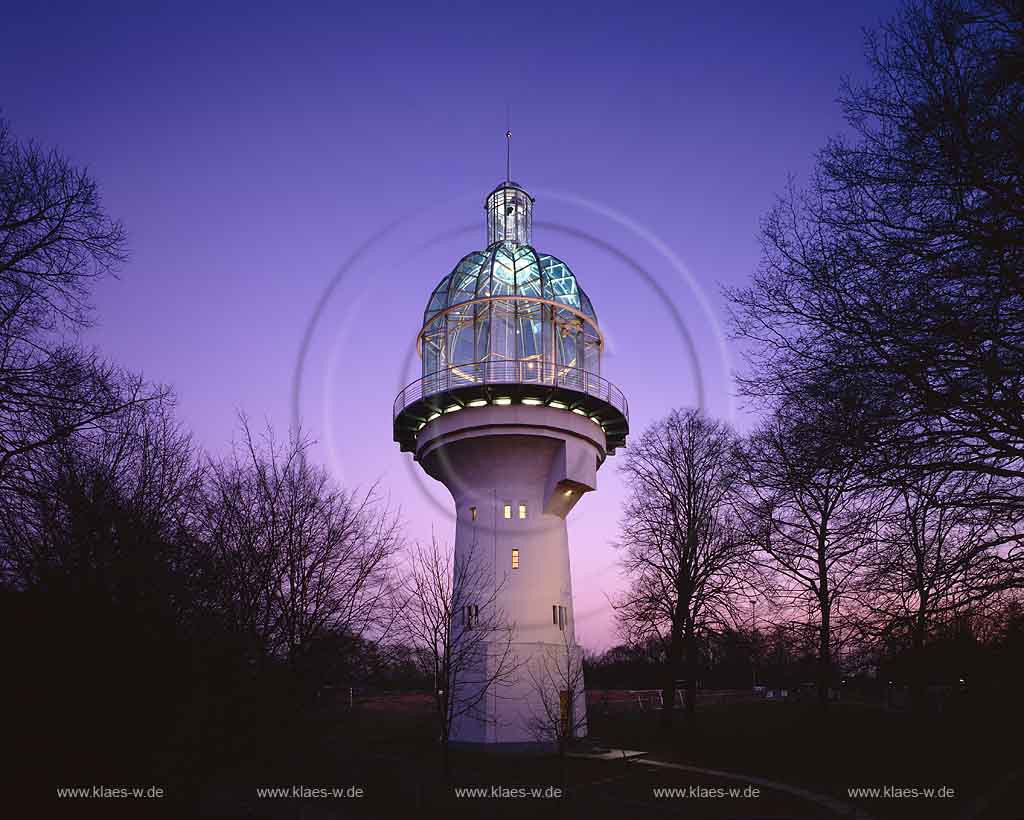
[548,400,568,410]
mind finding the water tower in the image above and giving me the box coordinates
[393,163,628,747]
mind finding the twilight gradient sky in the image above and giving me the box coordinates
[3,0,895,650]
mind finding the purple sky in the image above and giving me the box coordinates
[3,0,895,650]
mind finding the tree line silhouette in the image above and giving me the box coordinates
[0,116,408,795]
[610,0,1023,727]
[1,0,1021,802]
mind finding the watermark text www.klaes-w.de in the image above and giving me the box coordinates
[454,786,564,799]
[848,785,956,799]
[653,785,761,799]
[256,785,365,799]
[56,786,165,799]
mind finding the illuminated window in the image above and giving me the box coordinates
[552,604,566,630]
[503,503,512,519]
[518,502,527,519]
[465,604,479,629]
[511,549,520,570]
[470,506,477,521]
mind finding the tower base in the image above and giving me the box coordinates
[416,406,605,748]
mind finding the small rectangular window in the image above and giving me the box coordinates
[503,503,512,519]
[518,503,527,519]
[553,605,558,626]
[470,506,477,521]
[553,604,566,631]
[511,549,519,569]
[465,604,479,629]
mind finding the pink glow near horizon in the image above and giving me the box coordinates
[1,0,898,650]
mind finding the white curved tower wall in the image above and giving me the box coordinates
[419,405,601,745]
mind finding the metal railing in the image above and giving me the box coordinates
[393,359,628,421]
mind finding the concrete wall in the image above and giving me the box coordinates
[417,406,605,745]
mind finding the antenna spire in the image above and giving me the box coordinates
[505,100,512,182]
[505,129,511,183]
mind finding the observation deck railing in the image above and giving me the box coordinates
[393,359,629,422]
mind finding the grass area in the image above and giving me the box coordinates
[194,697,822,818]
[187,694,1021,818]
[590,698,1023,819]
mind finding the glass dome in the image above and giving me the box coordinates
[420,241,601,391]
[394,180,628,455]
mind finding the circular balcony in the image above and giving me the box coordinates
[393,359,629,455]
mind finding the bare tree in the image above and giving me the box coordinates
[0,118,155,485]
[0,389,204,603]
[202,419,401,676]
[724,1,1024,512]
[736,409,879,709]
[525,627,587,785]
[393,536,517,778]
[857,462,1020,710]
[615,409,752,729]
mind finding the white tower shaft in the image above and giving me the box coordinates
[420,405,601,745]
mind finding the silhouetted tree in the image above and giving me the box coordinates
[585,638,664,690]
[857,461,1020,710]
[736,406,879,709]
[615,409,753,730]
[202,419,401,686]
[725,0,1024,522]
[0,390,225,792]
[393,537,517,779]
[0,391,204,601]
[526,627,587,788]
[0,118,157,486]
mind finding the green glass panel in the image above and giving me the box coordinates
[420,241,602,385]
[492,245,515,297]
[541,255,581,309]
[475,309,490,360]
[515,248,541,297]
[579,290,596,321]
[425,275,452,322]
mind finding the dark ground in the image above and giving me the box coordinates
[42,693,1024,819]
[591,698,1024,820]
